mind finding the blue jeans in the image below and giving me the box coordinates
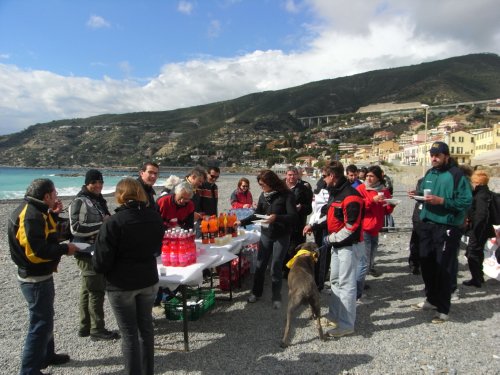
[327,243,362,331]
[252,233,290,301]
[356,232,379,298]
[19,277,56,375]
[107,284,157,375]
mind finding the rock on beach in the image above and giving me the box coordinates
[0,169,499,374]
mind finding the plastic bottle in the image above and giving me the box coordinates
[218,213,225,237]
[209,215,217,243]
[169,230,179,266]
[178,231,188,266]
[231,211,238,237]
[161,230,171,266]
[201,216,210,244]
[187,229,197,264]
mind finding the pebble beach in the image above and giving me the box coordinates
[1,169,499,374]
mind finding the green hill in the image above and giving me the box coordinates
[0,53,499,167]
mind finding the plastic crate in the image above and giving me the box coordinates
[163,288,215,321]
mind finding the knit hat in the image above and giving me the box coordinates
[471,170,489,186]
[429,141,450,155]
[85,169,103,185]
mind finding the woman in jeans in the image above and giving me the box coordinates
[239,170,298,309]
[93,178,164,375]
[355,166,395,301]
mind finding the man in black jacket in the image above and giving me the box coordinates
[138,161,159,210]
[8,178,78,375]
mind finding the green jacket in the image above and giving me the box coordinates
[419,163,472,226]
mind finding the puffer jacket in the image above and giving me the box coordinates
[356,183,393,236]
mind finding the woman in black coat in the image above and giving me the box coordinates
[239,170,298,309]
[463,170,495,287]
[93,178,164,375]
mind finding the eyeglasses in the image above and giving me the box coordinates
[90,180,104,184]
[209,174,219,180]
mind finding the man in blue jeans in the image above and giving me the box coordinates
[8,179,78,375]
[305,162,364,337]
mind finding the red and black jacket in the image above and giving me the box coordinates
[326,176,364,247]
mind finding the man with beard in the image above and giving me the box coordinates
[69,169,120,341]
[409,142,472,323]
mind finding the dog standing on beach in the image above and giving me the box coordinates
[281,242,324,348]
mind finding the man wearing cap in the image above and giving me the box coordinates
[409,141,472,323]
[69,169,120,341]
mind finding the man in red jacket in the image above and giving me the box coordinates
[306,162,364,338]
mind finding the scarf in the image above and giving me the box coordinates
[364,181,384,192]
[263,190,278,204]
[286,249,318,269]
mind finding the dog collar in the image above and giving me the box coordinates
[285,249,318,269]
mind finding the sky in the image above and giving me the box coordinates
[1,0,499,135]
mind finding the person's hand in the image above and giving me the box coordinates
[265,214,276,224]
[408,190,416,199]
[303,224,312,236]
[51,199,63,214]
[424,194,444,205]
[194,212,202,221]
[66,243,78,256]
[373,194,385,203]
[243,204,251,208]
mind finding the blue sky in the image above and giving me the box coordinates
[1,0,499,135]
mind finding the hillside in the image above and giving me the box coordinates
[0,53,499,167]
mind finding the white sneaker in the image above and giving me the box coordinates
[356,296,374,305]
[247,294,258,303]
[451,289,460,301]
[431,313,449,324]
[411,300,437,310]
[272,301,281,309]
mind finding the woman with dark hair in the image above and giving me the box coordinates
[238,170,298,309]
[355,165,395,300]
[230,177,254,208]
[93,178,164,375]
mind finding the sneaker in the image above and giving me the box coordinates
[326,328,354,338]
[90,329,121,341]
[272,301,281,309]
[411,300,437,310]
[42,353,70,368]
[451,289,460,302]
[462,279,482,288]
[369,268,381,277]
[431,313,449,324]
[247,294,258,303]
[356,296,374,305]
[319,317,337,328]
[78,328,90,337]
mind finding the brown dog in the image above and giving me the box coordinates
[281,242,324,348]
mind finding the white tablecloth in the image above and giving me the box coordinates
[156,231,260,290]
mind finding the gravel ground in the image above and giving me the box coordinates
[0,173,499,374]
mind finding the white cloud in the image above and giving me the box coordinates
[284,0,301,14]
[86,15,111,29]
[177,1,193,15]
[0,53,10,59]
[1,0,499,135]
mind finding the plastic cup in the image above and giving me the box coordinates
[424,189,431,197]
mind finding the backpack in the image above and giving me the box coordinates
[488,191,500,226]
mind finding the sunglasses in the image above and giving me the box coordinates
[240,185,249,188]
[209,174,219,180]
[322,175,329,179]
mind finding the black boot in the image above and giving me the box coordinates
[462,279,482,288]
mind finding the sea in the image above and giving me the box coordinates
[0,167,141,200]
[0,167,250,202]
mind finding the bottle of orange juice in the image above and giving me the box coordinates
[209,215,218,243]
[201,216,209,244]
[218,213,225,237]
